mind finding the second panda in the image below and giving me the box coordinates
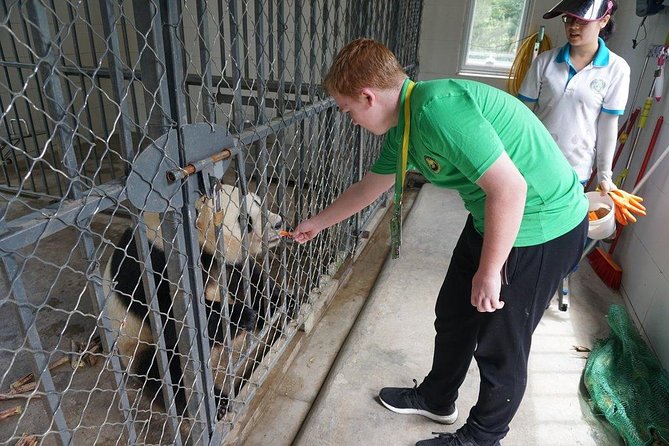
[103,184,291,418]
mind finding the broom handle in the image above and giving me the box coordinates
[618,97,653,188]
[630,128,669,194]
[629,53,651,113]
[609,117,667,254]
[634,116,664,188]
[613,108,640,169]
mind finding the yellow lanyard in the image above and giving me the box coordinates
[390,80,415,259]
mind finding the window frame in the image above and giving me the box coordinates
[458,0,535,77]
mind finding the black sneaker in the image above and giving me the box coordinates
[378,379,458,424]
[415,429,501,446]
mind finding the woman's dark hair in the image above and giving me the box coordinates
[600,0,617,41]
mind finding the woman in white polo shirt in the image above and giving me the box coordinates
[519,0,630,194]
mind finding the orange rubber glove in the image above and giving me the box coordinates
[608,189,646,225]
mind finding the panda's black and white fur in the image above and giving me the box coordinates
[103,185,288,418]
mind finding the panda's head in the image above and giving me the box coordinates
[195,184,284,264]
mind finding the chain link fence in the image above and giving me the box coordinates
[0,0,423,444]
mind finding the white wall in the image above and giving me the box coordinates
[418,0,562,89]
[605,4,669,370]
[418,0,669,370]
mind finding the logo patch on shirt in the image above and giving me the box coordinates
[590,79,606,93]
[424,155,440,173]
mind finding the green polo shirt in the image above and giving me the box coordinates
[371,78,588,246]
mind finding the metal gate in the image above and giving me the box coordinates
[0,1,423,444]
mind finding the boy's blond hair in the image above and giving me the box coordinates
[323,38,406,97]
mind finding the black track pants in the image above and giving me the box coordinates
[418,214,588,445]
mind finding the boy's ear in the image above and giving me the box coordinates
[360,88,376,107]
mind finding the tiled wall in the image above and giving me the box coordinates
[606,3,669,370]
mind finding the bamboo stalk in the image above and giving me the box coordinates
[0,406,22,421]
[0,382,38,401]
[83,337,103,367]
[17,434,39,446]
[9,356,69,391]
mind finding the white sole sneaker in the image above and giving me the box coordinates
[379,397,458,424]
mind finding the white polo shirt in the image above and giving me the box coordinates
[518,38,630,181]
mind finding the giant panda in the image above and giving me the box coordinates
[103,184,290,419]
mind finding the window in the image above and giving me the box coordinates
[461,0,532,76]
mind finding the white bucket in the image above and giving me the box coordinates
[586,191,616,240]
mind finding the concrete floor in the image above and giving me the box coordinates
[243,184,625,446]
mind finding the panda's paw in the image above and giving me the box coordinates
[214,388,230,420]
[285,293,299,319]
[216,398,229,420]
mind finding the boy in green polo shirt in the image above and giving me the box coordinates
[291,38,588,446]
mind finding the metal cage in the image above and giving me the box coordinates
[0,1,423,444]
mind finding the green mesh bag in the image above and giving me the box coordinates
[583,304,669,445]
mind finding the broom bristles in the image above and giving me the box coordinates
[587,247,623,290]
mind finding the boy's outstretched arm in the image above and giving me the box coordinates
[292,172,395,244]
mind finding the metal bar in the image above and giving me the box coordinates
[0,60,321,97]
[0,180,125,253]
[130,6,189,439]
[1,254,72,445]
[118,11,141,126]
[0,100,332,253]
[226,2,255,411]
[196,0,215,123]
[235,99,333,145]
[228,0,245,132]
[309,0,318,103]
[275,0,290,324]
[374,1,382,39]
[97,1,158,442]
[82,0,116,181]
[99,2,135,167]
[167,148,233,181]
[21,3,88,440]
[161,1,214,440]
[217,0,228,84]
[306,0,320,291]
[117,3,186,443]
[320,0,329,91]
[277,1,286,116]
[132,0,172,137]
[267,1,275,82]
[25,0,81,200]
[0,23,37,192]
[205,179,233,446]
[45,4,79,188]
[0,100,21,188]
[158,207,212,444]
[253,0,274,336]
[333,0,341,74]
[205,93,295,109]
[241,0,250,79]
[61,0,100,183]
[295,0,310,294]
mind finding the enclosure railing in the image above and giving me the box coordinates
[0,1,423,444]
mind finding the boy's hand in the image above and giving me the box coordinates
[471,270,504,312]
[291,219,322,244]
